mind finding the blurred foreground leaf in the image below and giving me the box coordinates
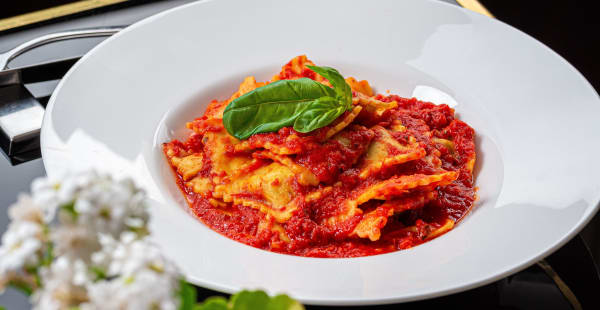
[190,289,303,310]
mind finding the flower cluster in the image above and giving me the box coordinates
[0,171,180,310]
[0,171,303,310]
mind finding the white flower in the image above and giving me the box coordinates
[31,171,97,208]
[0,221,43,275]
[33,171,148,237]
[30,171,150,234]
[0,195,46,292]
[2,170,180,309]
[8,194,45,224]
[30,170,96,223]
[92,233,178,279]
[72,177,148,238]
[83,268,179,310]
[30,175,67,223]
[83,235,180,310]
[51,224,100,262]
[30,171,149,242]
[31,256,90,310]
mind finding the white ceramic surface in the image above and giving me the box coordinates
[40,0,600,305]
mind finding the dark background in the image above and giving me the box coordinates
[1,1,599,309]
[2,1,599,92]
[0,0,80,18]
[480,0,600,92]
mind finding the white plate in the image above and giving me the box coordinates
[40,0,600,305]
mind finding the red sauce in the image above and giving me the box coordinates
[295,127,373,183]
[164,64,476,258]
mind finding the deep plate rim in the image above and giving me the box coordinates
[41,0,600,305]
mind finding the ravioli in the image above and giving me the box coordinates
[324,171,458,226]
[358,125,426,178]
[170,154,205,181]
[201,129,253,181]
[353,92,398,117]
[254,150,319,186]
[214,162,299,223]
[351,192,437,241]
[234,129,314,155]
[163,55,477,258]
[345,77,373,96]
[351,205,394,241]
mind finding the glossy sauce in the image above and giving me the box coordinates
[165,67,476,258]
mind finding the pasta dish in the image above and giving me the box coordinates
[163,56,476,257]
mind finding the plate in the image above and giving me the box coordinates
[40,0,600,305]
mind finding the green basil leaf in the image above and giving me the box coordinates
[223,78,336,140]
[306,65,353,110]
[177,279,197,310]
[293,96,345,133]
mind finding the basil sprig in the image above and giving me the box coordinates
[306,65,353,110]
[223,65,353,140]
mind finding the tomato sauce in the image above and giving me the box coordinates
[164,61,476,258]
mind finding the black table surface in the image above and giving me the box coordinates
[1,1,599,309]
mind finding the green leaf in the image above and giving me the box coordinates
[178,279,198,310]
[229,290,304,310]
[8,279,33,296]
[195,297,228,310]
[230,290,270,310]
[265,295,304,310]
[223,64,355,139]
[223,78,336,140]
[194,290,304,310]
[90,266,107,281]
[293,97,346,133]
[61,201,78,219]
[306,65,353,110]
[41,243,54,267]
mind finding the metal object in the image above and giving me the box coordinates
[0,56,80,87]
[0,85,44,156]
[0,26,123,70]
[538,259,583,310]
[0,27,123,163]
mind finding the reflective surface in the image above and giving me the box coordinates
[3,158,599,309]
[0,85,43,155]
[0,158,45,309]
[40,0,600,305]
